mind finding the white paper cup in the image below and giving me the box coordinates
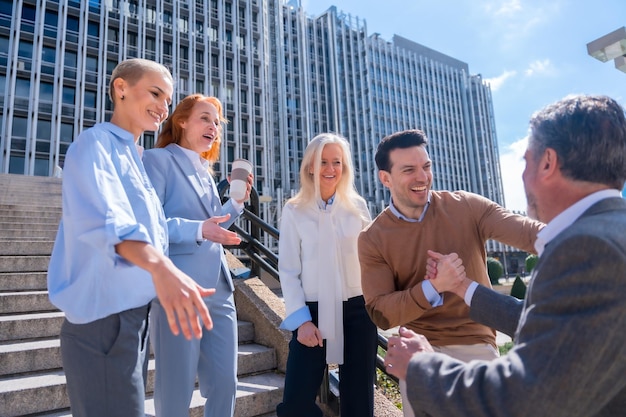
[230,158,252,201]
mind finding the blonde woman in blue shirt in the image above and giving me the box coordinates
[48,59,214,417]
[276,133,377,417]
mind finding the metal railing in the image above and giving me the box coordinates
[217,181,398,397]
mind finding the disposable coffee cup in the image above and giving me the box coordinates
[230,158,252,201]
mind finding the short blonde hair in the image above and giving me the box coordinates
[108,58,173,106]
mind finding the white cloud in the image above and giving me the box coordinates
[485,70,517,92]
[525,59,554,77]
[490,0,522,17]
[499,137,528,212]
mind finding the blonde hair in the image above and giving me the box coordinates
[108,58,173,106]
[156,94,228,165]
[289,133,367,219]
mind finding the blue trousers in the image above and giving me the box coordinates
[276,296,377,417]
[60,304,151,417]
[151,272,238,417]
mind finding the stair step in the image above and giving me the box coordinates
[0,290,55,314]
[0,338,276,378]
[0,222,60,231]
[1,370,283,417]
[0,241,55,256]
[0,272,48,291]
[0,211,61,220]
[143,372,285,417]
[0,229,58,239]
[0,255,51,273]
[0,312,64,342]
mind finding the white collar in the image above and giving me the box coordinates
[535,189,621,256]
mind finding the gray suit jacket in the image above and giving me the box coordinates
[406,197,626,417]
[142,144,240,291]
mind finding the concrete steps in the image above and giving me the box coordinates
[0,173,284,417]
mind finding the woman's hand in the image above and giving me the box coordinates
[233,173,254,204]
[201,214,241,245]
[297,321,324,347]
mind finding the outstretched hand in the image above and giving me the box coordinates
[115,240,215,340]
[384,326,434,380]
[202,214,242,245]
[151,257,216,339]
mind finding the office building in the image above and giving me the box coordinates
[1,0,505,234]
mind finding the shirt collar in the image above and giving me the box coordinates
[105,122,135,143]
[318,194,335,210]
[175,144,210,174]
[388,192,431,223]
[534,189,621,256]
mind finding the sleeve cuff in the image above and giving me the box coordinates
[196,222,204,242]
[280,305,312,331]
[230,198,245,213]
[465,281,479,306]
[422,280,444,307]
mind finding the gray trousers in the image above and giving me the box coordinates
[60,303,151,417]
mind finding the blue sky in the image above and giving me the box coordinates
[301,0,626,211]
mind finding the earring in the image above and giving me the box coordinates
[121,95,125,100]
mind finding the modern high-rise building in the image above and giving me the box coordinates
[0,0,505,232]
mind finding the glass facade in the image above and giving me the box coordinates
[1,0,504,229]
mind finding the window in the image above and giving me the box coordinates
[66,15,79,32]
[12,116,28,137]
[64,50,77,67]
[87,21,100,37]
[15,78,30,97]
[60,123,74,143]
[63,86,75,105]
[85,55,98,72]
[42,46,56,64]
[146,37,156,52]
[84,90,97,108]
[195,49,204,64]
[18,40,33,59]
[196,79,204,94]
[37,119,52,140]
[0,0,13,16]
[39,82,54,102]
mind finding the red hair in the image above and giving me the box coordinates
[156,94,228,163]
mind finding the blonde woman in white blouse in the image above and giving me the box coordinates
[276,133,377,417]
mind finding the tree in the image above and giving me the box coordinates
[487,257,504,285]
[525,254,539,274]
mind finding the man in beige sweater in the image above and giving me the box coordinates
[358,129,543,416]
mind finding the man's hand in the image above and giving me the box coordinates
[384,326,434,380]
[297,321,324,348]
[425,250,471,298]
[202,214,242,245]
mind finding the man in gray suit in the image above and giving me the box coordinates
[384,94,626,417]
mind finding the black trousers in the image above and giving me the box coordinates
[276,296,377,417]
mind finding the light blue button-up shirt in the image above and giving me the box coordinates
[388,195,443,307]
[48,122,168,324]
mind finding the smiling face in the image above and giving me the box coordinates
[379,145,432,219]
[178,101,221,155]
[111,70,173,138]
[317,143,344,201]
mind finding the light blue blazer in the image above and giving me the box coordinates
[142,144,241,291]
